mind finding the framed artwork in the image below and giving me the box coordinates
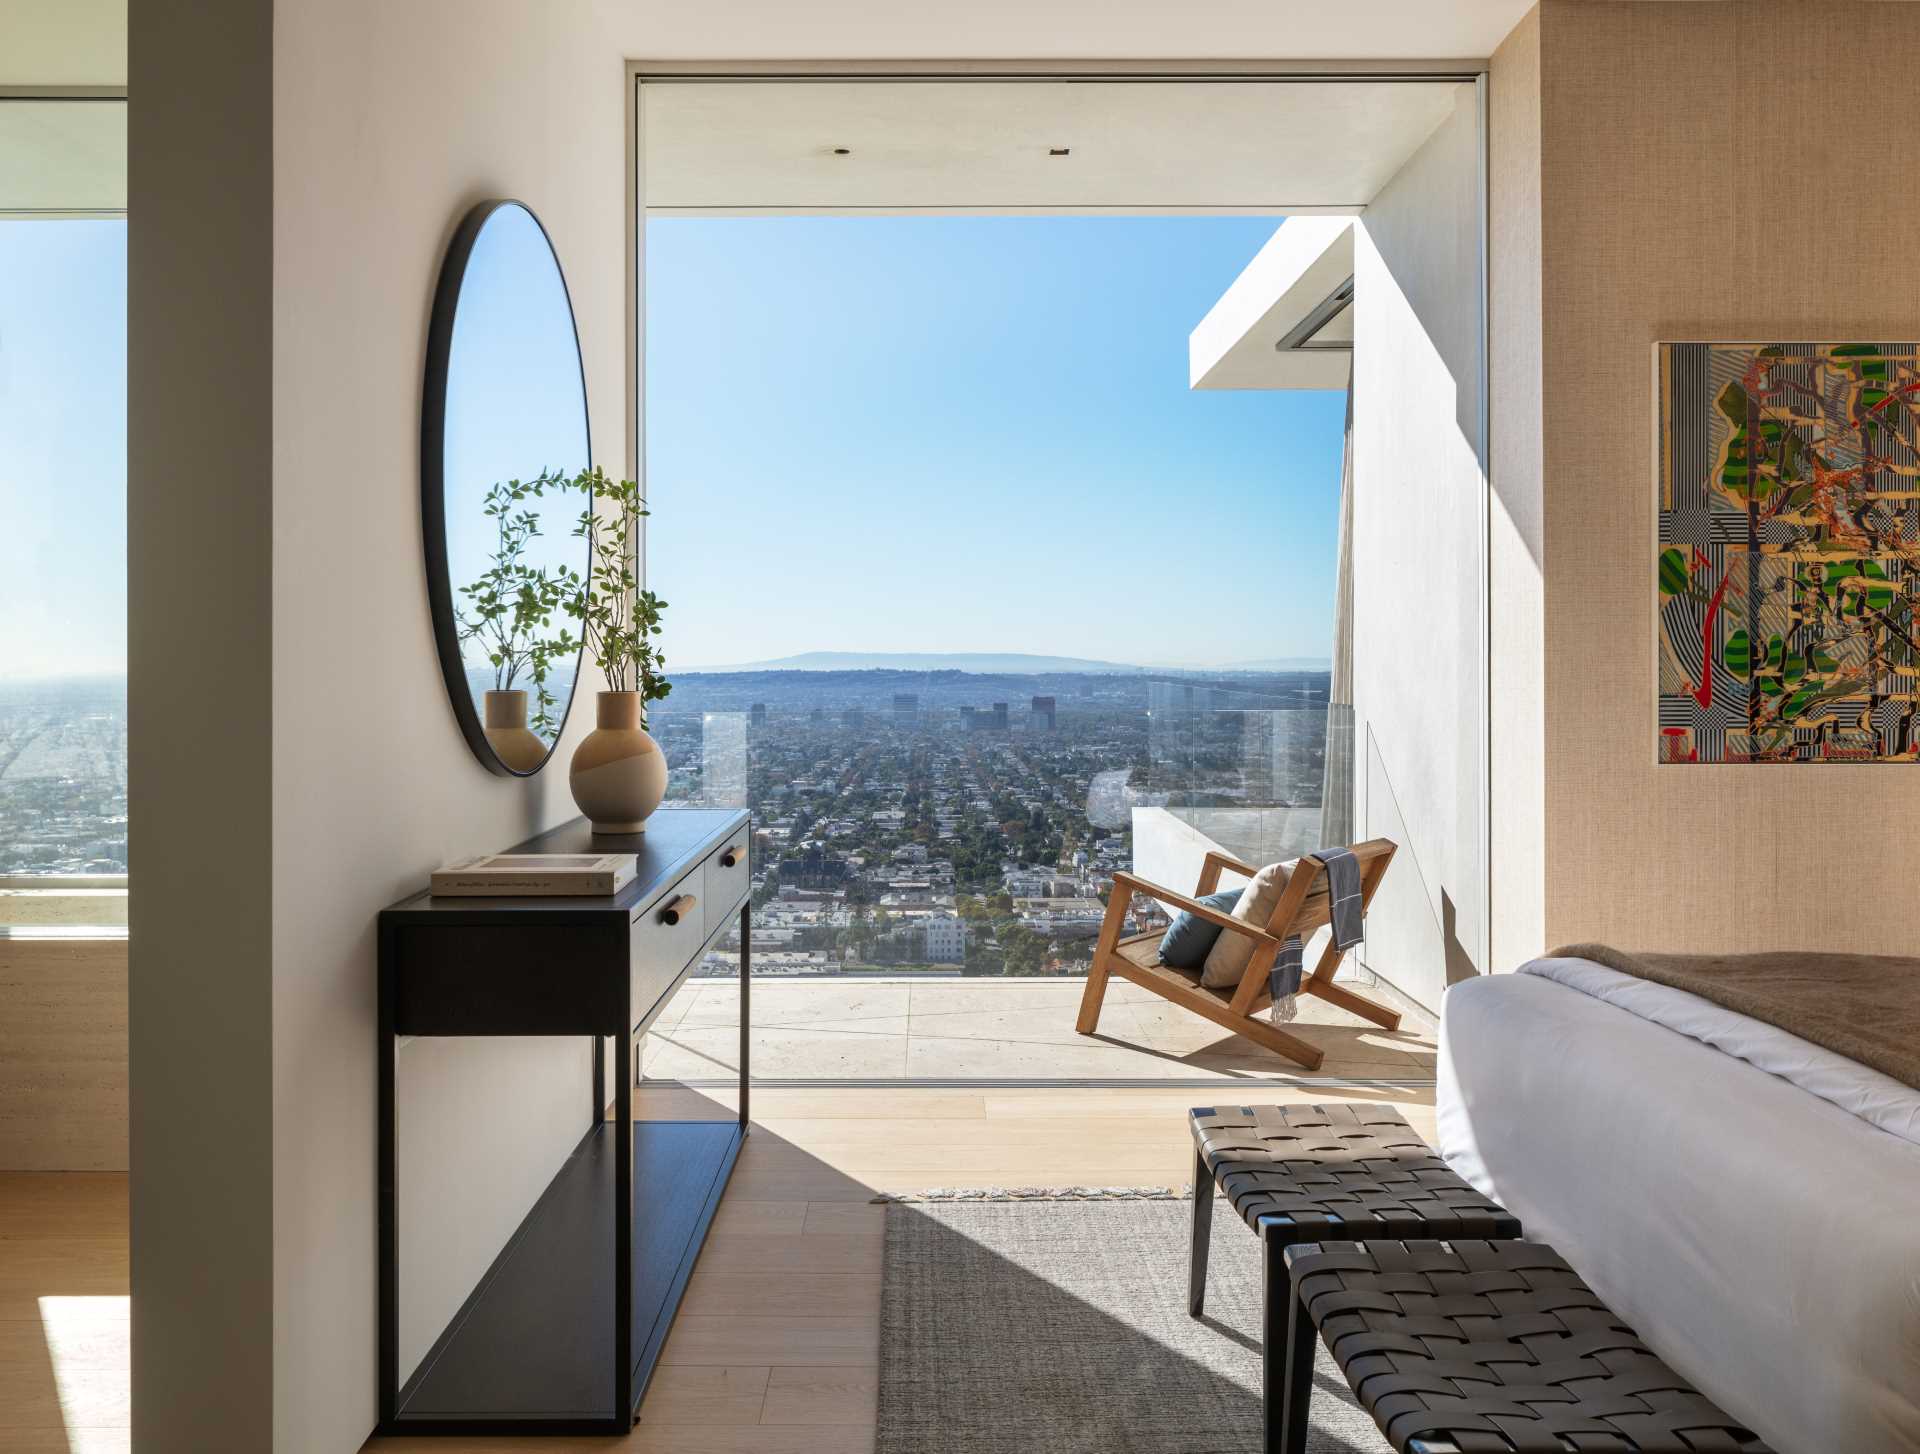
[1657,341,1920,764]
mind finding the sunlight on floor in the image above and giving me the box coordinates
[36,1295,130,1454]
[643,977,1438,1083]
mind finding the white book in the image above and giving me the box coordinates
[429,852,637,897]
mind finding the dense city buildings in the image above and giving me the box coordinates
[0,668,1329,972]
[0,676,129,874]
[650,666,1329,979]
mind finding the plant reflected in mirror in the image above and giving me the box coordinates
[455,468,580,740]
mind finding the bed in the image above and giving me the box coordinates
[1438,955,1920,1454]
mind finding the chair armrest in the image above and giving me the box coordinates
[1200,849,1260,883]
[1110,872,1279,950]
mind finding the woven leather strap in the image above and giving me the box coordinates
[1285,1240,1775,1454]
[1190,1104,1520,1243]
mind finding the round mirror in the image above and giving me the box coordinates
[423,199,589,776]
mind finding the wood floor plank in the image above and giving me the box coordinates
[710,1200,809,1236]
[799,1203,885,1237]
[626,1425,872,1454]
[0,1362,130,1428]
[759,1367,878,1427]
[636,1365,771,1426]
[681,1273,881,1320]
[658,1315,878,1368]
[0,1173,128,1239]
[754,1143,1189,1173]
[0,1311,128,1365]
[746,1118,1196,1149]
[696,1234,879,1278]
[3,1430,131,1454]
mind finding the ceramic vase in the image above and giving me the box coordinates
[569,690,667,833]
[482,689,548,774]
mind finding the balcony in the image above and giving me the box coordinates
[646,685,1434,1084]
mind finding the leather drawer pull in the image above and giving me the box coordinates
[720,844,745,869]
[658,894,697,926]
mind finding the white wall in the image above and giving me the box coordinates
[268,5,629,1447]
[1349,82,1488,1011]
[132,3,627,1451]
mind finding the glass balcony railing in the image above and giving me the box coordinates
[644,674,1349,982]
[1139,679,1350,875]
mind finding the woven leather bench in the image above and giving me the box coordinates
[1189,1104,1521,1454]
[1281,1239,1774,1454]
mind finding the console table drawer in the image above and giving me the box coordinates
[631,877,705,1023]
[702,836,750,940]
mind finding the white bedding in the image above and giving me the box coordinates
[1439,961,1920,1454]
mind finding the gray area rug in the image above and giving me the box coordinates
[878,1195,1390,1454]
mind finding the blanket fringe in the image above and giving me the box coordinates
[871,1184,1189,1204]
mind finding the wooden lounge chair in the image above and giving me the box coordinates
[1075,840,1401,1072]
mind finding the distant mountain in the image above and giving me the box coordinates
[1197,656,1332,672]
[681,651,1152,675]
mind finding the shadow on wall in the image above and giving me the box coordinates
[1359,729,1479,1013]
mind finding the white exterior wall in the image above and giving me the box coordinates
[1348,82,1488,1012]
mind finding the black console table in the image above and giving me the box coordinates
[376,808,752,1435]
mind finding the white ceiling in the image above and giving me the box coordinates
[643,80,1470,211]
[0,99,124,211]
[0,0,124,87]
[616,0,1533,64]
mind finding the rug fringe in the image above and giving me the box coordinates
[871,1185,1190,1204]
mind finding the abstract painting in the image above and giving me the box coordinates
[1658,342,1920,764]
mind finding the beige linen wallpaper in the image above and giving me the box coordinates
[1495,0,1920,957]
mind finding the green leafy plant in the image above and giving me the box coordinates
[559,467,672,722]
[455,470,579,736]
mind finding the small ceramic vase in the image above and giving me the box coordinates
[569,690,667,832]
[482,689,548,774]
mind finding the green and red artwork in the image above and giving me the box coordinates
[1658,342,1920,764]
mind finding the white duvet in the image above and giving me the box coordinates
[1439,958,1920,1454]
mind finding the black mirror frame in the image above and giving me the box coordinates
[421,198,591,778]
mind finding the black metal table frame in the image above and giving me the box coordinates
[376,901,751,1436]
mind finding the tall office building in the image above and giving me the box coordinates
[1031,695,1057,731]
[749,702,768,728]
[892,692,919,726]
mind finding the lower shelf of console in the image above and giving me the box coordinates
[388,1116,744,1434]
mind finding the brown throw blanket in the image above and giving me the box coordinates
[1553,942,1920,1091]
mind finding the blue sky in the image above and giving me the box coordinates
[0,220,127,679]
[0,215,1345,683]
[645,217,1344,669]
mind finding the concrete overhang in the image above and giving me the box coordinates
[1189,217,1353,390]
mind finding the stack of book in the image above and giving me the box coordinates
[429,853,637,898]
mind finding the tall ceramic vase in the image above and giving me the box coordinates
[570,690,667,833]
[482,689,547,774]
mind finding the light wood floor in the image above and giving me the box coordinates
[0,1084,1436,1454]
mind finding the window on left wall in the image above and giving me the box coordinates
[0,98,128,928]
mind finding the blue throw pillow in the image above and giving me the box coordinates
[1155,889,1244,969]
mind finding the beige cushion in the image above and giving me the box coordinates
[1199,860,1296,988]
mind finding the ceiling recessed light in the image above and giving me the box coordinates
[1048,147,1071,157]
